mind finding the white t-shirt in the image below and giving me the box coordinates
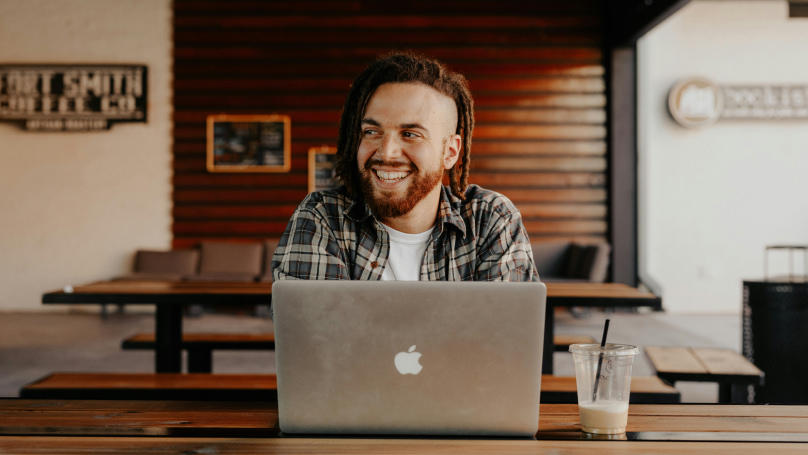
[380,224,434,281]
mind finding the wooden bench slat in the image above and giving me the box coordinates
[124,332,275,345]
[645,346,708,374]
[540,375,678,395]
[692,348,762,377]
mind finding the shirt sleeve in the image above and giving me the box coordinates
[271,203,351,281]
[474,207,540,283]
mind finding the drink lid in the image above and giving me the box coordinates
[568,343,639,356]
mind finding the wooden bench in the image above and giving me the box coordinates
[20,373,679,403]
[122,332,591,373]
[552,335,596,352]
[121,333,275,373]
[122,332,594,373]
[645,346,765,404]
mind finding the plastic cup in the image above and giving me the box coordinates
[569,343,639,434]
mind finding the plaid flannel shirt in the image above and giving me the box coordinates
[272,184,539,283]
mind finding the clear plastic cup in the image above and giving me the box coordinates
[569,343,639,434]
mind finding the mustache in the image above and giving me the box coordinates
[364,158,416,171]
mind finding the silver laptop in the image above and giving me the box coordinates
[271,280,546,436]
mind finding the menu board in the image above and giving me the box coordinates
[308,146,338,192]
[206,114,291,173]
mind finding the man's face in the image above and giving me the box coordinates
[357,82,461,221]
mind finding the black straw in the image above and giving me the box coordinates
[592,319,610,402]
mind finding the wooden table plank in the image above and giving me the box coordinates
[47,281,657,300]
[539,415,808,434]
[546,283,658,299]
[3,400,808,438]
[645,346,708,374]
[628,404,808,417]
[692,348,762,376]
[23,373,278,390]
[70,281,274,295]
[0,436,805,455]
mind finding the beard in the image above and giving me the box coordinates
[360,158,444,220]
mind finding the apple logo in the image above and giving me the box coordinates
[394,345,423,375]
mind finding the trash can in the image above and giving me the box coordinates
[742,245,808,404]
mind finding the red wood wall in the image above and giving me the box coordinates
[172,0,606,248]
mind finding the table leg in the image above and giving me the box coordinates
[718,383,732,404]
[543,303,554,374]
[187,348,213,373]
[155,305,183,373]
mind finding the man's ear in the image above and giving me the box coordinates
[443,134,461,170]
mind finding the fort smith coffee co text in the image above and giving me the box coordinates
[0,65,147,131]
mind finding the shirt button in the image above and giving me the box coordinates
[371,261,378,268]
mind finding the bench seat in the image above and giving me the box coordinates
[21,373,679,403]
[124,332,592,372]
[122,333,275,373]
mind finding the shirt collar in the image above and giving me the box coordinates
[344,185,467,237]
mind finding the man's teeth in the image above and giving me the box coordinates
[375,170,409,182]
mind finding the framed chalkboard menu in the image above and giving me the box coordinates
[308,145,338,192]
[206,114,291,173]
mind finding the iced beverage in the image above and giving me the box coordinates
[577,400,629,434]
[569,343,638,434]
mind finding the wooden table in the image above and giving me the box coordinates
[0,400,806,454]
[645,346,765,403]
[43,281,660,374]
[543,282,662,373]
[43,281,273,373]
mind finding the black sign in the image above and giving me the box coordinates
[0,65,147,131]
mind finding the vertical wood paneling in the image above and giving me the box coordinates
[172,0,606,247]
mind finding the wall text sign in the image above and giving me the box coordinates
[0,64,147,131]
[669,78,808,128]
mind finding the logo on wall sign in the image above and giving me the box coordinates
[668,77,808,128]
[668,78,723,128]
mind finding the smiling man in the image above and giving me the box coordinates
[272,52,538,282]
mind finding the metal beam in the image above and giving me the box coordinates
[607,0,692,47]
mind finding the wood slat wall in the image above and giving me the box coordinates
[172,0,607,248]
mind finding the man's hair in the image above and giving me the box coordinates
[334,52,475,201]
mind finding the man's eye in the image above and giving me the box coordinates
[402,131,419,138]
[363,129,379,136]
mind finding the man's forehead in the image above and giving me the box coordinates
[363,82,457,132]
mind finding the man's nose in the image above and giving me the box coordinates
[377,133,402,160]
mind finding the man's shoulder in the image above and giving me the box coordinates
[297,185,354,216]
[460,184,520,220]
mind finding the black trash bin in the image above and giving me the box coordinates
[742,245,808,404]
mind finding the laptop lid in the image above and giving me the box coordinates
[272,281,546,436]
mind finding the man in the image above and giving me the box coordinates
[272,52,538,282]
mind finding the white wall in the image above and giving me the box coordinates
[0,0,172,311]
[638,0,808,314]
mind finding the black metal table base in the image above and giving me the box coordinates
[155,305,183,373]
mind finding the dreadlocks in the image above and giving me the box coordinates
[334,52,475,201]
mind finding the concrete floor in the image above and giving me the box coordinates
[0,308,741,402]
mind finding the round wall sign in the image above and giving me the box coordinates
[668,78,723,128]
